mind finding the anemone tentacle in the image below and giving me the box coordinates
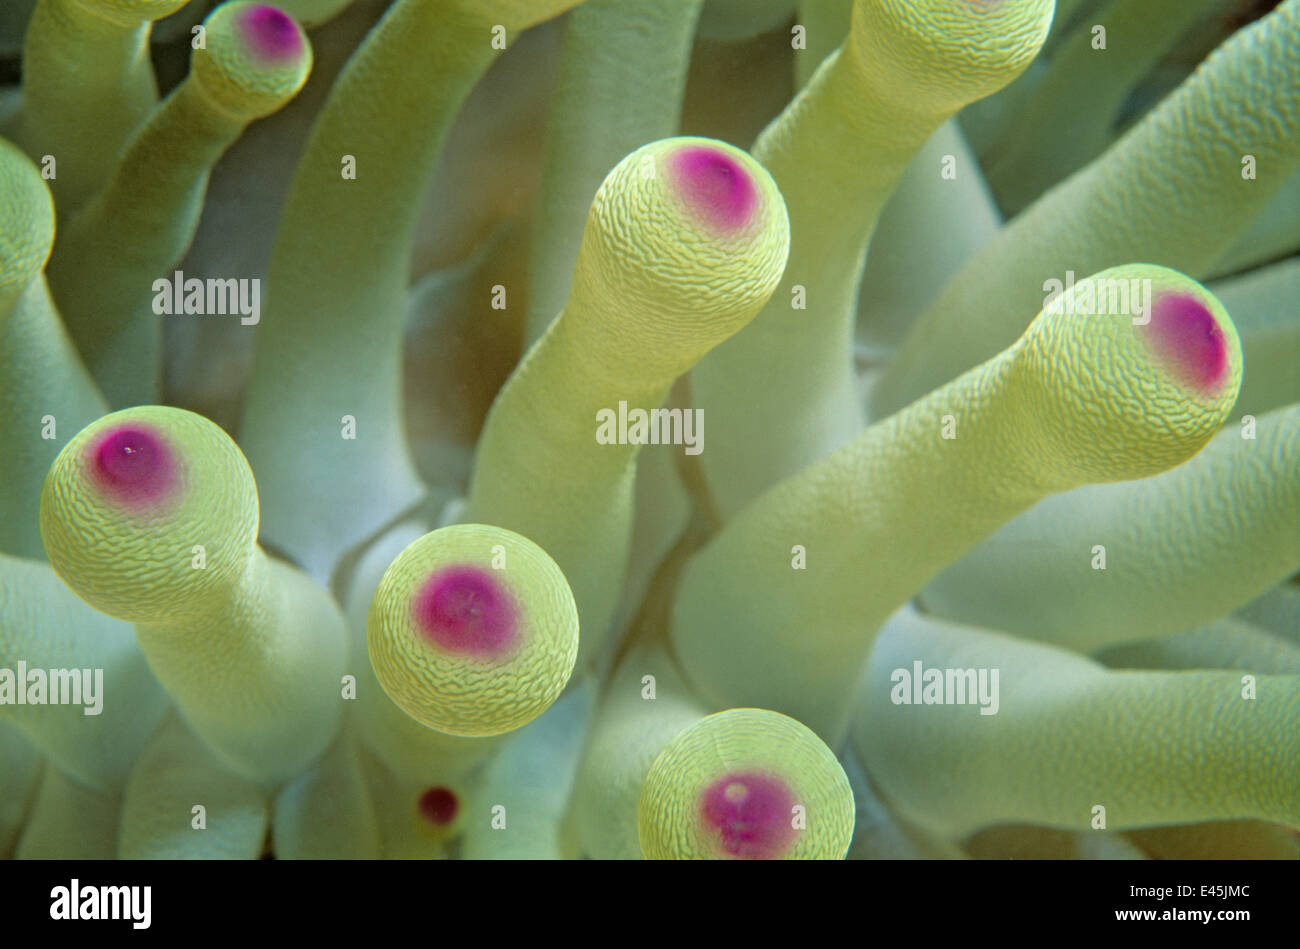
[40,406,348,781]
[984,0,1224,215]
[921,403,1300,653]
[566,644,709,859]
[0,138,106,561]
[1094,617,1300,677]
[853,608,1300,838]
[238,0,586,583]
[692,0,1054,518]
[875,0,1300,417]
[460,680,594,859]
[15,0,189,216]
[14,764,120,859]
[523,0,705,347]
[2,0,1296,865]
[366,522,579,737]
[0,553,169,791]
[0,725,43,858]
[673,265,1242,742]
[342,519,504,784]
[466,137,789,669]
[47,1,313,407]
[792,0,852,91]
[271,719,382,859]
[638,707,854,860]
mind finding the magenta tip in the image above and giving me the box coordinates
[88,425,177,508]
[1145,292,1230,394]
[699,771,798,859]
[412,565,518,658]
[239,5,303,61]
[668,145,758,233]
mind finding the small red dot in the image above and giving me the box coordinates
[417,787,458,826]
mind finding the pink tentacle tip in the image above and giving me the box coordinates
[412,565,519,658]
[238,5,303,61]
[668,146,758,233]
[417,787,459,827]
[87,425,178,508]
[699,771,798,859]
[1145,292,1230,394]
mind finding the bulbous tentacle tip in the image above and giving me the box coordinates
[852,0,1055,109]
[39,405,260,623]
[367,523,579,738]
[0,138,55,306]
[1018,264,1242,483]
[638,709,855,860]
[191,2,313,121]
[570,136,790,378]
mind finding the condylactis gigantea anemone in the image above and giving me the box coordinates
[0,0,1297,861]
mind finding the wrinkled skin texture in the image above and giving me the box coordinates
[1,0,1298,861]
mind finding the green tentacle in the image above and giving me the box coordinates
[875,0,1300,417]
[673,265,1241,741]
[853,609,1300,838]
[691,0,1054,518]
[40,406,348,781]
[921,404,1299,654]
[47,1,313,407]
[238,0,585,582]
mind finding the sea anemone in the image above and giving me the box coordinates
[1,0,1296,860]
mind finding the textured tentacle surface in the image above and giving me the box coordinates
[40,406,348,780]
[0,137,106,560]
[673,265,1242,741]
[853,608,1300,838]
[638,707,854,860]
[876,0,1300,417]
[922,404,1299,653]
[692,0,1054,518]
[466,137,788,668]
[367,523,579,737]
[48,2,313,407]
[16,0,188,215]
[342,519,504,784]
[238,0,585,583]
